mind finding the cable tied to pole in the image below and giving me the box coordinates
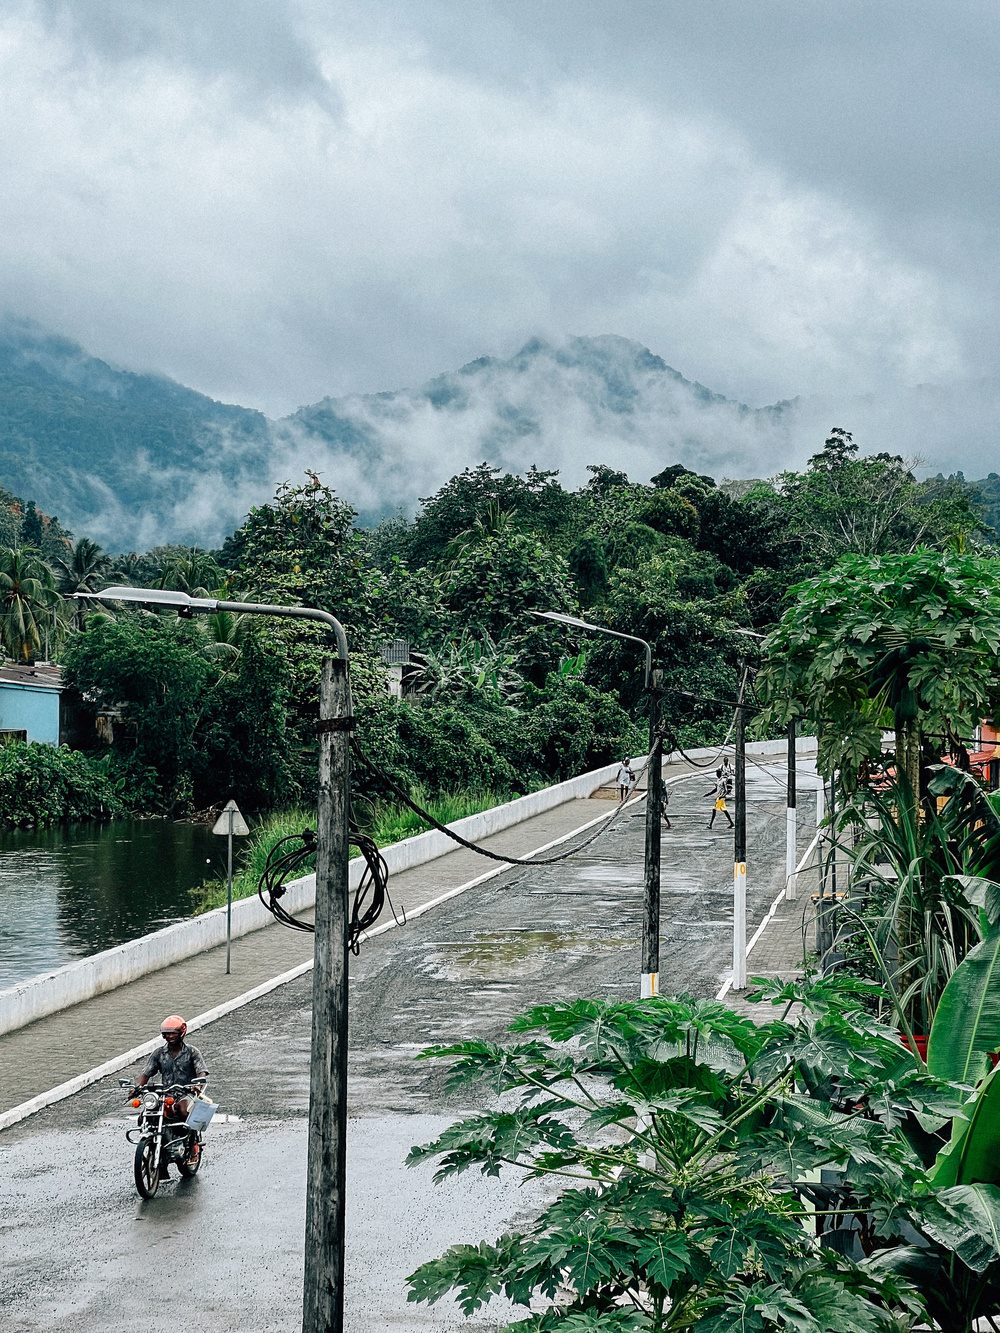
[256,822,403,953]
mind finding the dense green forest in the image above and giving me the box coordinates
[0,427,985,822]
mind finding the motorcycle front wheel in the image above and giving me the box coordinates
[134,1137,159,1199]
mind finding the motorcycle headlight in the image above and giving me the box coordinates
[142,1093,159,1112]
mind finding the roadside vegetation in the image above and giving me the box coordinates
[191,787,512,913]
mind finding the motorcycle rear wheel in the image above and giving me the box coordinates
[134,1137,159,1199]
[177,1137,202,1178]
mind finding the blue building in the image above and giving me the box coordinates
[0,664,63,746]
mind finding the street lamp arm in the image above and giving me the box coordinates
[589,627,652,688]
[530,610,651,687]
[73,587,349,662]
[215,601,349,662]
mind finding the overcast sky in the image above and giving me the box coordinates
[0,1,995,426]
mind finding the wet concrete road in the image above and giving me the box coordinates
[0,759,813,1331]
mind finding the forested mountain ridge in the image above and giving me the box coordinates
[0,320,799,550]
[0,317,271,551]
[0,315,996,553]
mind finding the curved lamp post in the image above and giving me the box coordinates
[730,629,764,992]
[532,611,662,998]
[75,586,350,1333]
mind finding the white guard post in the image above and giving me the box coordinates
[786,805,797,901]
[732,861,747,991]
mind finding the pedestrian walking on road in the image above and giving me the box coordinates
[616,758,635,802]
[661,784,671,830]
[720,756,734,794]
[706,773,734,830]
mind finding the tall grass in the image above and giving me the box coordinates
[191,787,510,914]
[361,785,510,847]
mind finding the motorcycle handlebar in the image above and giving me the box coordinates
[121,1079,207,1100]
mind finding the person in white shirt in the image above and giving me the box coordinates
[616,758,634,802]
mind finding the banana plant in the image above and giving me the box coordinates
[922,877,1000,1191]
[927,880,1000,1087]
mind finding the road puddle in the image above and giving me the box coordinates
[422,928,632,980]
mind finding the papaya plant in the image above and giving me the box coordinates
[757,549,1000,808]
[405,984,961,1331]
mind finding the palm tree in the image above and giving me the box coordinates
[54,537,111,596]
[202,606,246,664]
[107,551,145,585]
[54,538,112,632]
[445,503,522,564]
[159,547,224,598]
[0,548,62,662]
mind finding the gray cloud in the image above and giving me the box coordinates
[0,0,993,478]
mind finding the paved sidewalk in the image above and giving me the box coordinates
[0,797,612,1112]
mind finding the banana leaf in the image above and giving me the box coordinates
[927,926,1000,1087]
[932,1062,1000,1187]
[921,1183,1000,1273]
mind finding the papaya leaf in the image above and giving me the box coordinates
[406,1236,516,1313]
[635,1231,690,1291]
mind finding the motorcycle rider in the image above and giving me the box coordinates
[136,1015,208,1178]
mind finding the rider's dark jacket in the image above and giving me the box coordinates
[142,1041,208,1089]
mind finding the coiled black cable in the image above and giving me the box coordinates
[257,823,402,954]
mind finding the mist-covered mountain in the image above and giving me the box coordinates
[0,316,271,550]
[0,315,997,550]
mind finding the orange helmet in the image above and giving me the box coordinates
[160,1015,187,1039]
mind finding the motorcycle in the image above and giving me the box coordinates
[119,1078,216,1199]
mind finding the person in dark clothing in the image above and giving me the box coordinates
[137,1015,208,1178]
[706,774,734,830]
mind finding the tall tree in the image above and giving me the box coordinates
[158,547,224,597]
[54,537,111,597]
[758,548,1000,806]
[0,548,61,662]
[761,429,985,566]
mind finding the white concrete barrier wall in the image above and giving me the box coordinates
[0,735,817,1035]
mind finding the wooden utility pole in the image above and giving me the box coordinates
[303,657,352,1333]
[641,669,664,998]
[732,665,747,991]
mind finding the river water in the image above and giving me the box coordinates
[0,819,245,990]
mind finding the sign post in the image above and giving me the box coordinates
[212,799,250,973]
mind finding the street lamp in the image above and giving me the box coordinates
[730,629,764,991]
[532,610,662,997]
[75,586,350,1333]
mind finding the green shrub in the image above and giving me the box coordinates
[0,740,126,826]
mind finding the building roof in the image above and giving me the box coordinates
[0,663,63,691]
